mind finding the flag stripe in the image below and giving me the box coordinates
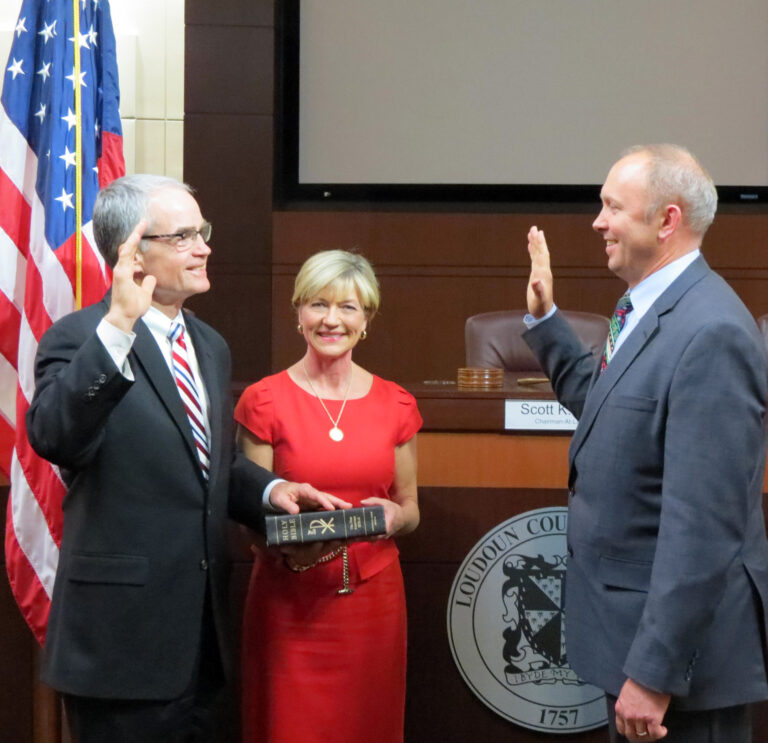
[0,105,35,200]
[20,253,53,347]
[0,293,21,370]
[0,416,14,479]
[0,354,17,428]
[9,451,61,598]
[0,169,32,258]
[14,407,66,545]
[0,225,26,312]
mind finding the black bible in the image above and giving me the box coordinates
[264,506,386,546]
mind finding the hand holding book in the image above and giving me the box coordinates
[264,505,386,546]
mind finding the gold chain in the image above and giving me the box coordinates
[338,547,353,595]
[283,545,354,596]
[302,361,352,435]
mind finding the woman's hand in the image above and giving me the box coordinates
[360,497,404,538]
[360,436,420,539]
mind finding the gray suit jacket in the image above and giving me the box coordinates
[524,256,768,710]
[27,295,274,699]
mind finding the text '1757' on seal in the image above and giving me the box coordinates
[446,507,607,733]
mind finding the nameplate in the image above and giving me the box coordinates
[504,400,577,431]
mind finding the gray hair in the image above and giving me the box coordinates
[92,174,193,268]
[292,250,380,320]
[622,144,718,236]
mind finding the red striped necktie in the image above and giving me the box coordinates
[168,322,210,478]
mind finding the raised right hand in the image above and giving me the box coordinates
[104,220,156,333]
[526,225,554,319]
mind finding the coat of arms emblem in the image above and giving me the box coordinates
[447,508,607,733]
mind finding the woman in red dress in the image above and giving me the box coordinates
[235,250,422,743]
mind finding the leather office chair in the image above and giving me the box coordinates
[465,310,610,376]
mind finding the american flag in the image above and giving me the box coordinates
[1,0,124,644]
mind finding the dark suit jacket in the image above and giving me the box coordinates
[26,296,273,700]
[524,256,768,710]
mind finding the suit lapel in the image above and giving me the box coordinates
[569,256,711,466]
[569,309,660,463]
[130,318,203,479]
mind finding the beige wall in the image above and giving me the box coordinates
[0,0,184,179]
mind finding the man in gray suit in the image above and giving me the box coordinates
[523,145,768,742]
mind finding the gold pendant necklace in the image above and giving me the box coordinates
[302,361,352,442]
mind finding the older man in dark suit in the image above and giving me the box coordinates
[26,175,348,743]
[522,145,768,742]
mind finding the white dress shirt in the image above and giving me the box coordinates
[97,306,283,504]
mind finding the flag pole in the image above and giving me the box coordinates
[73,0,83,310]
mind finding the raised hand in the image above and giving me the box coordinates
[104,220,156,333]
[526,225,554,319]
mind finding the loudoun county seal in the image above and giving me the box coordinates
[447,507,607,733]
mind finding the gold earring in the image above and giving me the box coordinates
[297,324,303,334]
[361,330,367,340]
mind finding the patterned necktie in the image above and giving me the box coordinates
[600,293,633,373]
[168,322,210,478]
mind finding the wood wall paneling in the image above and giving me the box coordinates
[184,113,274,381]
[184,3,276,384]
[185,0,274,27]
[184,26,274,115]
[272,210,768,383]
[183,115,274,266]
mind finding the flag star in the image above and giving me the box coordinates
[69,32,90,50]
[66,67,87,89]
[55,188,74,211]
[34,103,47,123]
[37,62,52,82]
[15,17,27,37]
[59,146,77,168]
[62,107,77,130]
[94,120,100,137]
[87,24,98,47]
[7,58,24,79]
[38,20,57,43]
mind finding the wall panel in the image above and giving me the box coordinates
[272,210,768,383]
[184,3,275,384]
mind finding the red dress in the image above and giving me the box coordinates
[234,371,422,743]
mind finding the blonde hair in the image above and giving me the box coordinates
[292,250,380,319]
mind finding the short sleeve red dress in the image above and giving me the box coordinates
[234,370,422,743]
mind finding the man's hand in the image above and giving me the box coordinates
[526,225,554,318]
[104,220,156,333]
[269,481,351,514]
[615,678,670,741]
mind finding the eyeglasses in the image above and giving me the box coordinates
[143,221,212,250]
